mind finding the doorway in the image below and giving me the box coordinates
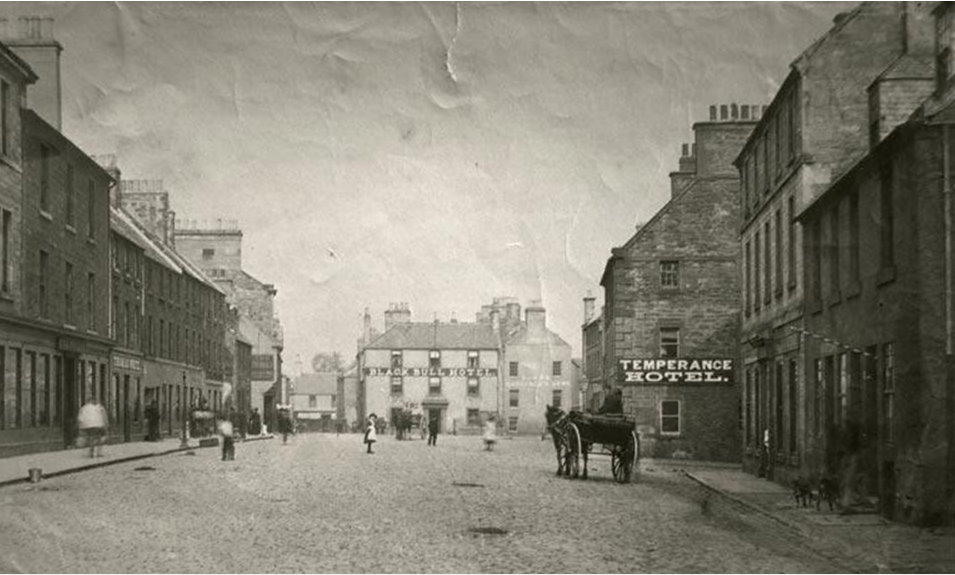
[428,408,442,433]
[62,356,77,448]
[123,375,131,442]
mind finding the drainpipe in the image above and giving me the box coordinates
[943,123,955,517]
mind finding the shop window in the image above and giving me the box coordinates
[883,343,895,443]
[660,400,681,435]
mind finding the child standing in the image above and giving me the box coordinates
[364,413,378,454]
[483,415,497,451]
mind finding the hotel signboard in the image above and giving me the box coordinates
[617,359,734,384]
[363,367,498,377]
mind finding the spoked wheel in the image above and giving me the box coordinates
[564,423,582,479]
[611,431,638,484]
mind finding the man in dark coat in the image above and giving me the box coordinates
[145,399,161,441]
[248,408,262,436]
[427,415,439,446]
[597,388,624,415]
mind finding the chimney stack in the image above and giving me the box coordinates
[490,309,500,334]
[525,300,546,336]
[0,16,63,130]
[583,291,596,324]
[363,308,371,345]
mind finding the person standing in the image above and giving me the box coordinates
[427,415,439,447]
[218,415,235,461]
[77,397,108,457]
[248,408,262,436]
[483,415,497,451]
[278,408,292,445]
[145,399,161,442]
[364,413,377,454]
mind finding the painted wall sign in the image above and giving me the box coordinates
[112,355,143,372]
[617,358,734,384]
[363,367,498,377]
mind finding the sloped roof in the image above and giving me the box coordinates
[365,321,499,350]
[504,325,571,349]
[873,53,935,83]
[292,372,338,395]
[154,240,226,296]
[110,207,182,273]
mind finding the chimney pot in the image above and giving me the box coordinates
[681,143,689,157]
[709,105,717,121]
[741,105,750,120]
[720,104,728,120]
[731,103,738,119]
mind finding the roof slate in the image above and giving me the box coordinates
[365,322,499,350]
[292,373,338,395]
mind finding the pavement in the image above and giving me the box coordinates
[685,467,955,573]
[0,434,274,487]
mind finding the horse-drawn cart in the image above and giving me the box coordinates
[548,408,639,483]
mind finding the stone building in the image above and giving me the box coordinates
[358,304,501,435]
[597,105,757,462]
[290,372,338,432]
[792,2,952,525]
[581,293,604,412]
[736,2,931,485]
[493,301,574,435]
[173,220,284,429]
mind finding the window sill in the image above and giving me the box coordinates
[877,265,897,287]
[0,153,22,173]
[63,323,77,331]
[845,280,861,300]
[826,292,842,308]
[659,433,682,439]
[39,210,53,222]
[86,237,96,246]
[808,299,823,315]
[65,224,76,235]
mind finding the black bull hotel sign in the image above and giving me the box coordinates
[617,359,734,384]
[363,367,498,377]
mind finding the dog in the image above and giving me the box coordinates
[792,476,814,508]
[816,475,839,511]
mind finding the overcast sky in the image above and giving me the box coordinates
[3,2,854,370]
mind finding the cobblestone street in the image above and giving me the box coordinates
[0,434,840,573]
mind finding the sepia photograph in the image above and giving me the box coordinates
[0,1,954,572]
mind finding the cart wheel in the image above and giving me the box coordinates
[612,431,638,484]
[565,423,581,479]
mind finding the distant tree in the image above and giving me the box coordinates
[311,352,344,373]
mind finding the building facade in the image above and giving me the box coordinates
[498,302,574,435]
[793,2,953,525]
[598,106,755,462]
[290,372,338,432]
[737,1,931,485]
[173,220,284,429]
[358,304,501,435]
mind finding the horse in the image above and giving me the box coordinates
[545,405,592,479]
[545,405,569,476]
